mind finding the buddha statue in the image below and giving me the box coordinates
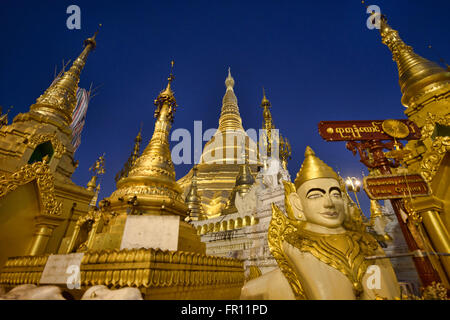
[240,146,400,300]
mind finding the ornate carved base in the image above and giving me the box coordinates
[0,248,244,300]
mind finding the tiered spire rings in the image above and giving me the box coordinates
[112,62,187,217]
[379,15,450,108]
[30,27,100,125]
[218,68,244,131]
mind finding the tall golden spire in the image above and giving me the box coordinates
[260,88,276,157]
[113,62,186,217]
[259,89,291,168]
[218,68,244,131]
[379,15,450,108]
[30,28,99,126]
[114,126,142,183]
[261,87,275,131]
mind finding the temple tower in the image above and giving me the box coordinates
[378,16,450,287]
[58,65,204,254]
[177,69,260,217]
[0,31,98,265]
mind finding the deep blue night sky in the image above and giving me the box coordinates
[1,1,449,215]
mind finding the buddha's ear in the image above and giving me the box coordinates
[288,192,306,221]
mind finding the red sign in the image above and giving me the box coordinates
[318,120,420,141]
[363,174,431,200]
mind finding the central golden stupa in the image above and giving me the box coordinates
[177,69,260,217]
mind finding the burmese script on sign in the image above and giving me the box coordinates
[334,122,383,139]
[318,120,420,141]
[363,174,430,200]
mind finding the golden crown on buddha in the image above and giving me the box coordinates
[294,146,340,190]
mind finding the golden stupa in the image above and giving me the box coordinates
[0,30,99,267]
[377,15,450,287]
[0,11,448,300]
[177,69,261,217]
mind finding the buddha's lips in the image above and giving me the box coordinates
[321,211,338,218]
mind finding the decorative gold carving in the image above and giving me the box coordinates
[409,82,450,108]
[382,119,410,139]
[0,106,12,128]
[284,228,379,298]
[403,198,423,224]
[420,282,449,300]
[399,282,449,300]
[0,248,244,299]
[421,113,449,140]
[419,113,450,183]
[0,255,49,285]
[66,206,114,253]
[112,185,183,202]
[269,203,305,300]
[27,133,66,158]
[89,154,105,176]
[268,180,306,299]
[279,135,292,169]
[0,161,62,216]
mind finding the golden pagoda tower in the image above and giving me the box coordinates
[379,16,450,121]
[0,31,98,266]
[57,63,205,254]
[110,66,187,216]
[378,15,450,287]
[259,88,292,170]
[260,87,275,156]
[177,68,260,217]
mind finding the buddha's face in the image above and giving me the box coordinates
[290,178,346,229]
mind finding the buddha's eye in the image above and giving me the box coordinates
[330,191,342,198]
[307,193,322,199]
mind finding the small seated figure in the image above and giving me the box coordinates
[241,146,400,300]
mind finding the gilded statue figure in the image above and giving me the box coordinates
[241,146,400,300]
